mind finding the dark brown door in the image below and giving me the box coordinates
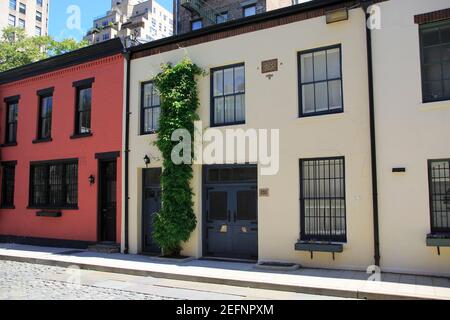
[99,160,117,242]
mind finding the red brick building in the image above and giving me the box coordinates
[0,39,125,248]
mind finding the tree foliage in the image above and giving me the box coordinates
[152,58,203,256]
[0,27,88,72]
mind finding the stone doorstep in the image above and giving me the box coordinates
[88,243,121,254]
[0,252,447,300]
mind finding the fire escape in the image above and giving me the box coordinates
[180,0,220,24]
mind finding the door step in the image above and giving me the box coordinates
[88,242,120,254]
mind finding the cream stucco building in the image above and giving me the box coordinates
[121,0,450,277]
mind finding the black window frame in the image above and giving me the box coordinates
[191,19,202,31]
[1,161,17,209]
[298,44,344,118]
[140,81,161,135]
[28,158,78,210]
[428,159,450,234]
[419,19,450,103]
[210,63,246,127]
[19,2,26,14]
[35,87,54,143]
[4,96,19,145]
[299,156,347,243]
[72,78,95,138]
[36,10,42,22]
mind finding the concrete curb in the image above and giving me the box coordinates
[0,254,431,300]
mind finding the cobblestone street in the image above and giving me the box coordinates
[0,260,344,300]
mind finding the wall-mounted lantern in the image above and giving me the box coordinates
[143,155,151,167]
[88,174,95,185]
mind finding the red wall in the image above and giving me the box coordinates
[0,54,124,244]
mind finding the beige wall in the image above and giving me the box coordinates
[128,8,377,272]
[0,0,50,37]
[373,0,450,276]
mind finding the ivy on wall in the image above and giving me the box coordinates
[152,58,203,256]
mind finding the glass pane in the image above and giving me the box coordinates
[237,190,257,221]
[234,66,245,93]
[41,118,51,138]
[301,53,314,83]
[327,48,341,79]
[423,46,441,63]
[421,28,440,47]
[328,80,342,110]
[79,111,91,133]
[424,63,442,81]
[302,84,315,114]
[49,165,63,205]
[213,70,223,96]
[33,166,47,205]
[423,81,443,101]
[79,88,92,111]
[314,50,327,81]
[224,96,235,123]
[209,191,227,220]
[41,96,52,117]
[144,83,152,107]
[152,87,160,106]
[144,108,152,132]
[235,94,245,122]
[65,163,78,205]
[315,82,328,111]
[214,97,224,124]
[152,107,160,130]
[224,68,234,95]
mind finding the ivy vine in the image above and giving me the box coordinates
[152,58,203,256]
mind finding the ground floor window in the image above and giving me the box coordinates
[300,157,347,242]
[29,159,78,209]
[428,159,450,233]
[1,162,16,208]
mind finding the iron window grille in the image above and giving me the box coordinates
[211,63,245,127]
[1,162,16,208]
[75,85,92,135]
[300,157,347,242]
[428,159,450,233]
[298,44,344,117]
[29,159,78,209]
[140,81,160,134]
[5,99,18,144]
[37,91,53,140]
[419,20,450,103]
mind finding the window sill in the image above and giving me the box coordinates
[1,142,18,147]
[426,233,450,247]
[295,241,344,253]
[418,99,450,112]
[299,109,344,119]
[36,211,62,218]
[140,131,158,136]
[70,133,93,139]
[210,121,246,128]
[27,206,78,211]
[32,138,52,144]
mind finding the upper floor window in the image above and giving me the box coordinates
[300,157,347,242]
[5,98,19,145]
[216,12,228,24]
[103,33,110,41]
[419,20,450,103]
[73,78,94,137]
[428,159,450,233]
[243,4,256,17]
[35,26,42,36]
[1,162,16,209]
[29,160,78,209]
[191,19,202,31]
[18,18,25,28]
[36,88,53,141]
[8,14,16,26]
[19,2,26,14]
[141,81,160,134]
[298,45,343,117]
[9,0,16,10]
[36,0,43,7]
[211,64,245,126]
[36,11,42,22]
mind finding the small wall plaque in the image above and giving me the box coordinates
[259,188,270,197]
[261,59,278,74]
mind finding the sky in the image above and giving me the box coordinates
[48,0,173,41]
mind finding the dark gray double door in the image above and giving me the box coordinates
[204,166,258,260]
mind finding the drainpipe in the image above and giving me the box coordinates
[362,0,380,267]
[123,49,131,254]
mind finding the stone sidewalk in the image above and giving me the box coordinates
[0,243,449,300]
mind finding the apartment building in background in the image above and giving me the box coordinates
[0,0,50,37]
[84,0,173,45]
[173,0,298,34]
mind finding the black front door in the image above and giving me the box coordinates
[142,168,162,254]
[203,165,258,260]
[99,160,117,242]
